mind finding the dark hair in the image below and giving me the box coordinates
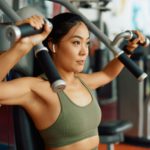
[43,12,85,53]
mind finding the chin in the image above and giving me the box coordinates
[75,68,84,73]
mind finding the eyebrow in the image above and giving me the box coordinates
[72,35,90,40]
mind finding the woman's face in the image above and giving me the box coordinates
[53,22,90,73]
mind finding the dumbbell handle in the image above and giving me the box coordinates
[5,19,52,42]
[128,30,150,47]
[34,44,66,92]
[116,51,147,81]
[112,30,150,48]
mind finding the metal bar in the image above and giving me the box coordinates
[107,144,114,150]
[0,0,21,21]
[13,0,20,11]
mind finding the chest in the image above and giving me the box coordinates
[63,82,93,107]
[41,90,101,138]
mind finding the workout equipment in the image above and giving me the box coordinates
[5,21,66,92]
[34,44,66,92]
[5,19,52,42]
[99,120,133,150]
[3,6,66,92]
[117,44,150,146]
[0,0,149,150]
[92,0,116,105]
[111,30,149,81]
[112,30,150,48]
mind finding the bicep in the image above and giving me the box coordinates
[0,77,32,104]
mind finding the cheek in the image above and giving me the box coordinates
[62,52,76,65]
[55,49,74,67]
[58,45,78,59]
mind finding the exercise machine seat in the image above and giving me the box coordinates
[99,120,133,150]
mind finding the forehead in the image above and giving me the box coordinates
[61,22,89,41]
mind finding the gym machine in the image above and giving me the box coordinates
[118,39,150,146]
[0,0,149,150]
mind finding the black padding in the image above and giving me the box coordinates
[99,120,133,145]
[10,72,45,150]
[98,120,133,135]
[93,49,113,100]
[13,50,35,76]
[100,133,124,144]
[13,106,45,150]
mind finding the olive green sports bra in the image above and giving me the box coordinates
[39,74,101,148]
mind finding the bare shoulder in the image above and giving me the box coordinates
[76,73,93,87]
[76,71,107,90]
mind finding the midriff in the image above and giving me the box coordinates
[46,135,99,150]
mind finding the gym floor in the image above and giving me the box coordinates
[99,143,150,150]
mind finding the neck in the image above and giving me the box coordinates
[55,67,77,85]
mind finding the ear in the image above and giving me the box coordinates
[52,44,56,53]
[48,42,56,53]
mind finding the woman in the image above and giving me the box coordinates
[0,13,145,150]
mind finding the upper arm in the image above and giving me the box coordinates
[78,71,112,90]
[0,77,36,105]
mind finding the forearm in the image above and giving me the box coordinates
[102,57,125,81]
[0,43,26,81]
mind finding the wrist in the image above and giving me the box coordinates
[11,41,30,56]
[123,45,134,55]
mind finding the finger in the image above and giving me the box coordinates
[17,15,44,30]
[28,23,52,46]
[131,30,141,43]
[39,23,52,39]
[30,15,44,29]
[19,17,52,47]
[133,30,146,45]
[138,32,145,44]
[26,16,42,30]
[126,44,138,51]
[128,41,138,47]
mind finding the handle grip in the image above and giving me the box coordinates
[117,52,147,81]
[129,31,150,47]
[34,44,66,92]
[5,19,52,42]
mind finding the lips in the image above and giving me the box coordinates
[76,60,85,65]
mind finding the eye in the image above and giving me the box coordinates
[86,41,90,47]
[73,41,80,46]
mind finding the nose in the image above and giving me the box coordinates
[79,44,89,56]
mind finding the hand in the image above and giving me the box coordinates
[16,15,45,30]
[13,15,52,53]
[125,30,145,54]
